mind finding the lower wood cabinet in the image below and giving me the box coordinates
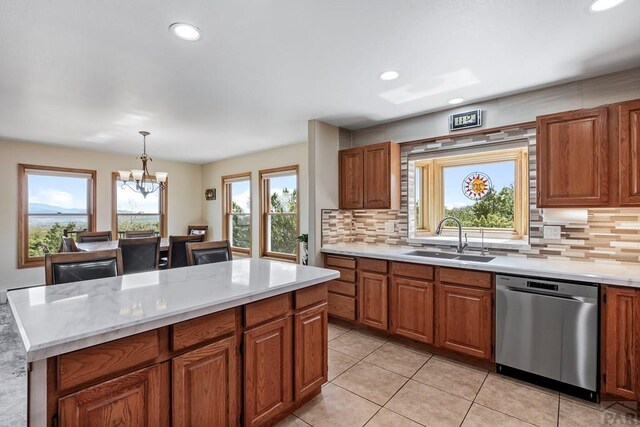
[438,284,492,360]
[59,363,170,427]
[172,336,238,427]
[603,286,639,400]
[244,316,294,427]
[358,271,388,330]
[295,303,328,400]
[390,277,434,344]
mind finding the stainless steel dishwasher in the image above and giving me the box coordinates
[495,274,599,401]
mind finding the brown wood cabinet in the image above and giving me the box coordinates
[325,255,358,321]
[59,363,170,427]
[172,336,238,427]
[390,277,434,344]
[359,271,388,331]
[338,141,400,210]
[618,100,640,206]
[244,316,293,427]
[438,283,492,360]
[603,286,639,400]
[295,303,328,400]
[536,107,609,207]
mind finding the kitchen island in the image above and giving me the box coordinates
[8,258,339,427]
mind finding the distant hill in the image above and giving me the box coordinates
[29,203,86,214]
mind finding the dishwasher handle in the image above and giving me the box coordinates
[500,285,598,304]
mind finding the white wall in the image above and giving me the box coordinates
[201,142,308,257]
[308,121,339,266]
[0,139,203,292]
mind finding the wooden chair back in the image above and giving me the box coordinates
[118,237,161,274]
[187,225,208,241]
[76,231,113,243]
[124,230,157,238]
[186,240,233,266]
[168,235,205,268]
[59,237,79,253]
[45,249,123,285]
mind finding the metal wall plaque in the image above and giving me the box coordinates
[449,109,482,131]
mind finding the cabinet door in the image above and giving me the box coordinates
[339,147,364,209]
[363,143,391,208]
[619,100,640,206]
[537,107,609,207]
[438,284,492,360]
[359,271,388,330]
[244,317,293,427]
[604,286,639,400]
[295,303,328,400]
[59,363,170,427]
[391,277,434,344]
[173,336,238,427]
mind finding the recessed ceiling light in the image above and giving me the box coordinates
[589,0,626,12]
[448,98,464,105]
[169,22,201,41]
[379,71,399,81]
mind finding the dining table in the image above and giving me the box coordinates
[76,237,170,252]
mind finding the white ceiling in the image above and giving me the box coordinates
[1,0,640,164]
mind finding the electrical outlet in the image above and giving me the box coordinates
[385,221,395,233]
[543,225,561,240]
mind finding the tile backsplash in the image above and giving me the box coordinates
[322,126,640,265]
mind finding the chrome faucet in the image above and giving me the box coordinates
[435,216,468,254]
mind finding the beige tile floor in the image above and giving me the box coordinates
[277,321,640,427]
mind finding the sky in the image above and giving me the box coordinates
[116,184,160,213]
[28,175,88,210]
[442,160,514,209]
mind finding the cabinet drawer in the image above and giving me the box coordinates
[359,258,388,273]
[328,280,356,297]
[392,262,434,281]
[325,255,356,270]
[296,283,328,310]
[245,293,293,328]
[328,293,356,321]
[171,308,237,352]
[335,268,357,283]
[440,267,492,289]
[58,330,161,392]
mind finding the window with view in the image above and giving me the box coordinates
[260,166,298,261]
[112,173,166,238]
[223,173,251,255]
[412,146,528,240]
[19,165,96,268]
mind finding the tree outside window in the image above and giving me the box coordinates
[223,173,251,254]
[260,166,298,261]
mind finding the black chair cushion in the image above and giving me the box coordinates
[120,242,158,274]
[53,259,118,285]
[192,248,231,265]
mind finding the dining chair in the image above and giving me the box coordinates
[45,249,123,285]
[186,240,233,266]
[187,225,208,241]
[76,231,113,243]
[59,237,79,253]
[124,230,157,238]
[118,237,161,274]
[168,235,205,268]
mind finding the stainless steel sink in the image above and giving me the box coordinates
[455,254,495,263]
[403,250,458,259]
[403,250,495,263]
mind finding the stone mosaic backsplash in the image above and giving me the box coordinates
[322,126,640,265]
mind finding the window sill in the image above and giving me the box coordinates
[407,235,530,250]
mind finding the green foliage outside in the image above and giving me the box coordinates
[269,189,297,255]
[117,215,160,233]
[231,202,250,249]
[444,185,515,228]
[29,222,78,257]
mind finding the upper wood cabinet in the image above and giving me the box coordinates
[339,141,400,210]
[603,286,639,400]
[536,107,609,207]
[618,100,640,206]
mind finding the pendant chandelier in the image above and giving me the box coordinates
[118,131,167,198]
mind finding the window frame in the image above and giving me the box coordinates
[111,172,167,239]
[18,164,97,268]
[259,165,299,262]
[415,147,529,240]
[222,172,252,257]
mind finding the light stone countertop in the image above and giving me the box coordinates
[321,243,640,288]
[7,258,339,363]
